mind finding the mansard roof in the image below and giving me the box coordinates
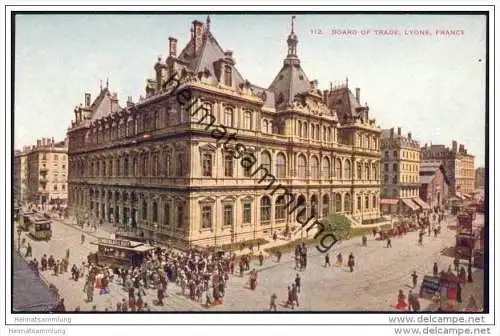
[327,86,363,121]
[89,88,122,121]
[177,26,245,87]
[268,62,312,108]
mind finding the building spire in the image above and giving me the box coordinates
[286,15,299,61]
[206,15,211,32]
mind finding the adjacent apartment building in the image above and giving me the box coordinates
[475,167,485,189]
[67,17,382,248]
[419,162,449,209]
[380,127,430,214]
[13,146,31,204]
[421,141,475,198]
[26,138,68,206]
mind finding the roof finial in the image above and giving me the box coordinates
[330,82,333,90]
[106,78,109,89]
[291,15,296,34]
[345,76,349,87]
[206,15,211,32]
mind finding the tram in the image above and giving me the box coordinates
[20,211,35,231]
[28,217,52,241]
[89,238,155,268]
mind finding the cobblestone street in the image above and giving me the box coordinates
[16,213,484,312]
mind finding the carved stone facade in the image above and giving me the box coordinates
[67,17,381,248]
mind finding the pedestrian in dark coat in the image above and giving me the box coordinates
[433,262,439,276]
[456,282,463,303]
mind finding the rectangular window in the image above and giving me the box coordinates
[243,111,252,130]
[224,154,233,177]
[152,154,159,177]
[164,203,170,226]
[243,203,251,224]
[201,205,212,229]
[223,204,233,227]
[224,66,232,86]
[202,153,212,177]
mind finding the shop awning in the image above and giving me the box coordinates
[413,198,431,210]
[380,198,399,205]
[401,198,419,211]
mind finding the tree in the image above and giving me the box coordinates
[323,213,352,240]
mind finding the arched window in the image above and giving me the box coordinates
[164,202,171,226]
[335,193,342,212]
[276,153,286,178]
[365,162,370,180]
[275,196,286,221]
[296,194,307,222]
[152,201,158,222]
[335,158,342,179]
[260,196,271,224]
[322,194,329,217]
[124,157,129,176]
[243,111,252,130]
[224,107,234,127]
[372,162,377,180]
[372,195,377,209]
[310,195,318,217]
[297,121,302,137]
[302,122,308,138]
[311,156,319,179]
[261,151,272,177]
[357,195,362,211]
[344,193,351,213]
[298,155,307,178]
[344,160,351,180]
[132,157,138,176]
[263,120,268,133]
[365,195,369,210]
[322,157,331,179]
[164,151,171,176]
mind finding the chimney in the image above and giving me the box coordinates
[192,20,204,56]
[459,144,464,152]
[127,96,134,107]
[52,137,55,145]
[85,93,91,107]
[168,37,178,57]
[408,132,412,140]
[323,90,329,104]
[390,128,394,138]
[355,88,360,104]
[452,140,458,152]
[37,140,41,147]
[397,127,401,136]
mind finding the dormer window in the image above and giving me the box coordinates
[224,65,232,86]
[299,75,304,80]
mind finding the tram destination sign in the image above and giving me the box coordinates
[98,238,133,248]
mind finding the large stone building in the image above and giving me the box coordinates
[379,127,429,214]
[26,138,68,206]
[67,17,382,248]
[13,146,30,204]
[475,167,485,189]
[419,162,449,209]
[421,141,475,197]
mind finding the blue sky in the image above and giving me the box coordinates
[14,13,486,165]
